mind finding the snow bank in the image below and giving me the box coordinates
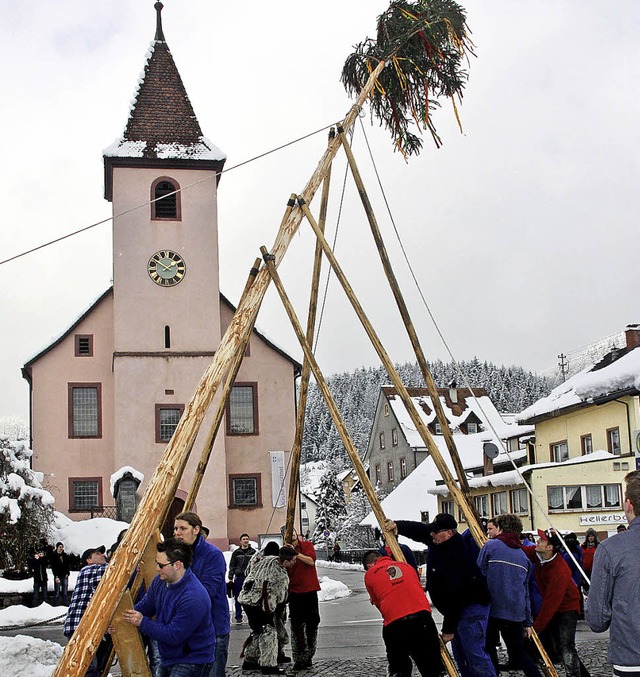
[51,512,128,556]
[318,575,351,602]
[0,571,79,595]
[0,602,67,628]
[0,635,63,676]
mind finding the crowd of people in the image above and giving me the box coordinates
[28,469,638,676]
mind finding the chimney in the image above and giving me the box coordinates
[626,324,640,350]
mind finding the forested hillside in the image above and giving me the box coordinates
[301,358,553,467]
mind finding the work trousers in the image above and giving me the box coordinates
[451,603,497,677]
[289,591,320,664]
[546,611,590,677]
[382,610,443,677]
[487,618,541,677]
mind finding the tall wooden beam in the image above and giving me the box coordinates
[51,58,388,677]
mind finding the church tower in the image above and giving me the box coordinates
[103,2,228,533]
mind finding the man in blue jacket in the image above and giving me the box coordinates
[123,538,215,676]
[174,512,230,677]
[476,513,541,677]
[586,471,640,676]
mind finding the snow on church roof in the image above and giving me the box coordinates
[518,346,640,423]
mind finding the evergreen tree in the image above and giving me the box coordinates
[341,490,374,547]
[312,469,348,542]
[0,437,55,571]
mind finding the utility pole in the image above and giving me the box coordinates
[558,353,568,382]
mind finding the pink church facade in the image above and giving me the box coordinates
[22,6,300,549]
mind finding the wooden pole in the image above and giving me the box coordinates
[261,247,457,677]
[297,197,485,545]
[51,58,388,677]
[336,126,481,528]
[284,130,335,544]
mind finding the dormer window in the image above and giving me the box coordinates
[151,177,181,220]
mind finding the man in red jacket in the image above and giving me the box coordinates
[522,529,590,677]
[287,531,321,671]
[364,551,443,676]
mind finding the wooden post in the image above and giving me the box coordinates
[261,247,457,677]
[337,126,480,527]
[108,591,152,677]
[51,58,389,677]
[184,254,267,511]
[284,130,335,544]
[297,197,485,545]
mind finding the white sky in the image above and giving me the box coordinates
[1,1,638,420]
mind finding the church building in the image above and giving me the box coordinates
[22,4,300,549]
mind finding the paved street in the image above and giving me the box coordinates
[1,563,611,675]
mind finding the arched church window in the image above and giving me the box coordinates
[151,177,181,220]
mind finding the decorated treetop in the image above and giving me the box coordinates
[341,0,474,158]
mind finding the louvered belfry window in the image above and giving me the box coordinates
[152,178,179,219]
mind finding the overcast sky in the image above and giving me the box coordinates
[1,1,638,421]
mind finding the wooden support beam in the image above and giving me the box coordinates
[51,58,389,677]
[261,246,457,677]
[285,129,335,544]
[109,591,151,677]
[337,127,481,528]
[297,196,485,545]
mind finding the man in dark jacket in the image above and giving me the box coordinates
[49,542,71,606]
[386,514,496,677]
[123,538,215,676]
[586,471,640,675]
[522,529,590,677]
[28,546,49,607]
[477,514,540,676]
[228,533,256,624]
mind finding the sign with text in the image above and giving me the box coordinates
[270,451,286,508]
[579,513,627,526]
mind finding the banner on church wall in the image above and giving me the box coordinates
[270,451,286,508]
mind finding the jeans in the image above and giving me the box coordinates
[158,663,214,677]
[451,603,497,677]
[213,633,229,677]
[233,576,245,620]
[54,576,69,606]
[32,581,47,606]
[547,611,590,677]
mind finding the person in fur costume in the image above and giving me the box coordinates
[239,545,298,675]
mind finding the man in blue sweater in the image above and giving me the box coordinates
[476,513,541,677]
[174,512,230,677]
[123,538,215,677]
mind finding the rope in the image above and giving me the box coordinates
[0,122,335,269]
[0,611,66,632]
[357,119,592,586]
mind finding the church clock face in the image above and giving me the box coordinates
[147,250,186,287]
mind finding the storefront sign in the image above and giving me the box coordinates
[579,513,627,526]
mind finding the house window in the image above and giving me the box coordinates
[300,501,306,510]
[155,404,185,443]
[383,403,389,416]
[434,422,442,434]
[227,383,258,435]
[420,510,430,524]
[375,464,381,485]
[491,491,508,516]
[69,477,102,512]
[441,500,454,515]
[550,440,569,463]
[467,422,478,434]
[74,334,93,357]
[392,428,398,446]
[510,487,528,515]
[164,325,171,349]
[229,474,262,507]
[379,432,386,449]
[547,484,621,512]
[400,458,407,479]
[68,384,101,438]
[581,434,593,455]
[607,427,621,455]
[151,177,181,220]
[387,461,394,482]
[474,494,489,518]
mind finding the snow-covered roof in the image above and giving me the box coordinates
[429,449,616,495]
[518,346,640,422]
[109,466,144,498]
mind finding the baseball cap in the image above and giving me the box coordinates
[82,545,106,563]
[428,513,458,533]
[537,528,562,548]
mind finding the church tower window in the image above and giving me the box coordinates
[151,177,181,220]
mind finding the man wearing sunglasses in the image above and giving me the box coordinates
[122,538,215,677]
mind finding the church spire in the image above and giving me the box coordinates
[154,2,166,42]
